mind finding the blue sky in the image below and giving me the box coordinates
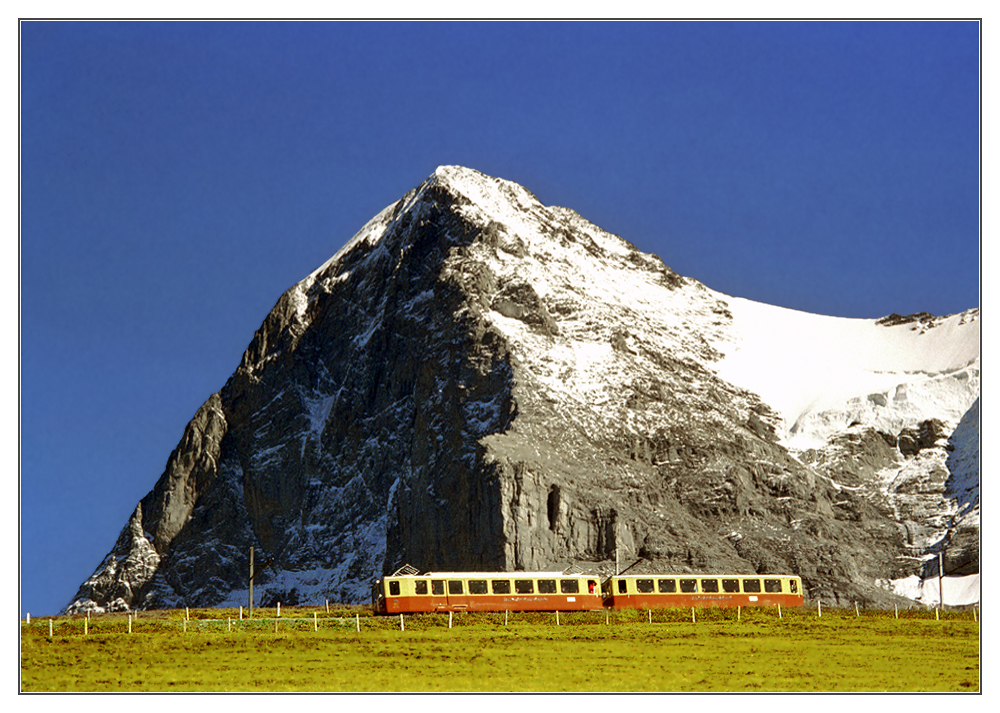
[19,21,979,617]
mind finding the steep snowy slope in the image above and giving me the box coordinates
[710,298,979,450]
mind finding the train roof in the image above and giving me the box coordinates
[609,573,800,577]
[385,571,586,578]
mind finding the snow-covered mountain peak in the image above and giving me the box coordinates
[67,166,978,615]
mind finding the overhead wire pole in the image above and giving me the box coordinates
[248,546,276,619]
[249,547,254,619]
[938,551,944,612]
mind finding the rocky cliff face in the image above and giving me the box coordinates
[66,166,979,613]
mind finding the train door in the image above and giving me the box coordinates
[429,579,448,611]
[446,579,469,610]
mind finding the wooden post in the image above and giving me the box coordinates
[314,612,318,631]
[449,611,453,629]
[505,610,509,626]
[128,614,132,633]
[326,599,329,614]
[228,618,232,632]
[49,619,53,637]
[277,602,281,618]
[738,606,741,621]
[186,606,189,621]
[249,547,254,619]
[778,604,782,619]
[556,610,560,626]
[855,602,859,617]
[26,613,29,624]
[895,603,898,619]
[399,613,404,631]
[818,599,822,618]
[84,618,88,635]
[356,612,360,632]
[691,607,695,623]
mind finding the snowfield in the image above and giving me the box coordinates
[710,297,979,450]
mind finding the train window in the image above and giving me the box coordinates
[492,580,511,594]
[389,581,400,596]
[538,579,557,594]
[560,579,579,594]
[448,580,464,595]
[415,580,428,595]
[617,580,628,594]
[764,579,782,593]
[742,579,761,593]
[790,579,798,593]
[515,580,534,594]
[432,580,445,595]
[658,579,676,593]
[469,580,488,595]
[701,579,719,593]
[636,579,654,593]
[722,579,740,593]
[680,579,697,593]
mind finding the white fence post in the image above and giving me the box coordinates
[356,612,360,632]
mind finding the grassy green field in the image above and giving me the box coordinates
[20,606,979,692]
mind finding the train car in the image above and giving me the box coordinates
[605,574,803,609]
[372,571,604,614]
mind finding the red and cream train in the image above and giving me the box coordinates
[371,569,803,614]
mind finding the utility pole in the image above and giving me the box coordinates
[938,550,944,611]
[248,546,275,620]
